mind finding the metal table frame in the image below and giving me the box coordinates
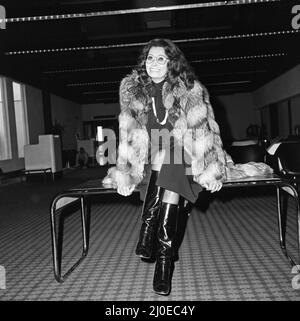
[50,175,300,283]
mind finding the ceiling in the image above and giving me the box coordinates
[0,0,299,104]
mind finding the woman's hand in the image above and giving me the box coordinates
[200,179,222,193]
[117,185,135,196]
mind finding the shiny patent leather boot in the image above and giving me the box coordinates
[135,171,163,259]
[153,202,179,296]
[174,198,192,262]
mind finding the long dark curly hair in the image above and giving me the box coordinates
[136,38,197,90]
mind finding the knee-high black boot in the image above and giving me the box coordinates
[153,202,179,296]
[135,171,163,259]
[173,198,191,262]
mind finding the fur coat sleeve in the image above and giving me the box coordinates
[103,72,227,189]
[171,81,226,186]
[102,72,150,189]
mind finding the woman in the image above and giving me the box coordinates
[103,38,226,296]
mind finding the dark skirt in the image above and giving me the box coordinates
[139,138,202,204]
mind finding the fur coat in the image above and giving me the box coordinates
[103,70,227,189]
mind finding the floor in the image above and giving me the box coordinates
[0,167,299,301]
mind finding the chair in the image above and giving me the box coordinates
[275,141,300,188]
[24,135,63,181]
[271,141,300,268]
[227,143,266,164]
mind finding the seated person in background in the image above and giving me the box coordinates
[77,147,89,168]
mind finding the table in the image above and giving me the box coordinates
[50,175,300,283]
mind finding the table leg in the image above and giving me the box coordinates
[277,184,300,267]
[81,196,89,257]
[50,194,90,283]
[276,187,286,251]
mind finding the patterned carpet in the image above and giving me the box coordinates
[0,167,299,301]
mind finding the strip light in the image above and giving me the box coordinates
[83,90,117,94]
[0,1,280,24]
[193,52,286,63]
[95,98,118,102]
[44,65,135,74]
[5,30,298,56]
[46,53,285,74]
[76,80,252,95]
[64,52,286,85]
[67,81,119,87]
[208,80,251,85]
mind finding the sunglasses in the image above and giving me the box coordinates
[146,54,169,66]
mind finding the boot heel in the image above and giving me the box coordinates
[153,258,174,295]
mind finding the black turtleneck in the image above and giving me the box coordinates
[152,80,165,123]
[146,79,173,137]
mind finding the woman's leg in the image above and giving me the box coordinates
[135,150,165,259]
[153,189,180,296]
[162,190,180,205]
